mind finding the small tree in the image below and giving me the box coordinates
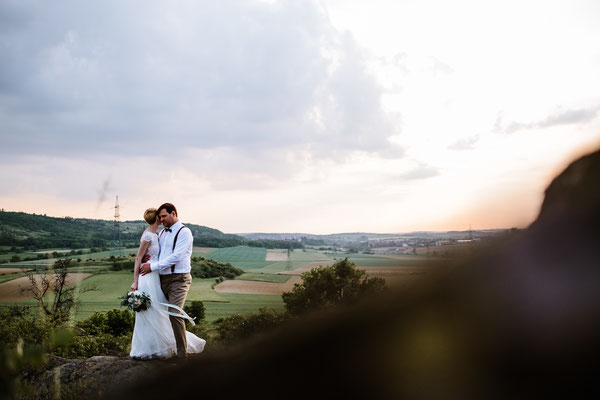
[184,300,206,323]
[22,259,91,324]
[282,258,386,315]
[105,309,134,336]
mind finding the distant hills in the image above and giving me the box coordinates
[238,229,506,243]
[0,210,508,250]
[0,211,247,249]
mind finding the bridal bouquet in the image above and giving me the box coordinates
[120,290,151,312]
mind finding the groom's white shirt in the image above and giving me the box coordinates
[150,220,193,275]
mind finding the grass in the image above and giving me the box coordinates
[192,247,216,256]
[83,249,139,259]
[0,268,286,322]
[0,246,433,324]
[253,261,316,273]
[229,261,278,270]
[202,293,285,322]
[187,279,229,302]
[0,252,40,261]
[0,248,139,267]
[289,249,332,262]
[330,253,433,267]
[236,272,292,283]
[206,246,267,262]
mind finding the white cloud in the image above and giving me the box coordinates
[0,0,401,166]
[448,135,480,151]
[494,106,600,135]
[396,162,439,181]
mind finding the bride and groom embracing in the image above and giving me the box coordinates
[129,202,205,359]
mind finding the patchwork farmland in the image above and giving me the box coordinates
[0,246,435,322]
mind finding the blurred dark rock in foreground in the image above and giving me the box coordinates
[30,148,600,399]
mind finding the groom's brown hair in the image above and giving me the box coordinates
[157,202,178,216]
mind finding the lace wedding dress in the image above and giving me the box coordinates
[130,230,206,359]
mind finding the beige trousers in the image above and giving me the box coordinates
[160,272,192,357]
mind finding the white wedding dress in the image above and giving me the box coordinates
[130,230,206,359]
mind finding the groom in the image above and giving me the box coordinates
[140,202,193,358]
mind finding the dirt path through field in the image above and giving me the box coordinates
[0,273,92,302]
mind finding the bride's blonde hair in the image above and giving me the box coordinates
[144,208,158,224]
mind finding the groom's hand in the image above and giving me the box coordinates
[140,263,152,275]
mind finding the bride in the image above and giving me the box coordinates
[130,207,206,359]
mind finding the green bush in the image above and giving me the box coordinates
[190,257,243,279]
[0,307,51,347]
[111,259,135,271]
[76,309,134,337]
[56,331,132,359]
[282,258,386,315]
[186,323,211,344]
[106,309,134,336]
[53,309,134,358]
[184,301,205,324]
[214,308,287,343]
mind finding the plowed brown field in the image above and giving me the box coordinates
[0,268,28,275]
[0,273,91,302]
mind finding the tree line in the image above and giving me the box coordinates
[0,211,304,250]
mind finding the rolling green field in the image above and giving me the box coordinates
[289,249,332,262]
[207,246,267,262]
[210,247,273,269]
[236,272,292,283]
[0,246,435,323]
[0,252,40,261]
[203,246,339,273]
[253,260,318,273]
[0,269,285,323]
[68,271,280,322]
[0,248,139,267]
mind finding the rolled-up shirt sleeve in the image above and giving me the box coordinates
[151,228,192,272]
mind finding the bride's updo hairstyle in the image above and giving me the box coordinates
[144,208,158,224]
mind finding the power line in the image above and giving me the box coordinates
[111,195,121,257]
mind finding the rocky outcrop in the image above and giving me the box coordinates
[19,355,173,399]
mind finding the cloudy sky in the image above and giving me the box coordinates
[1,0,599,234]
